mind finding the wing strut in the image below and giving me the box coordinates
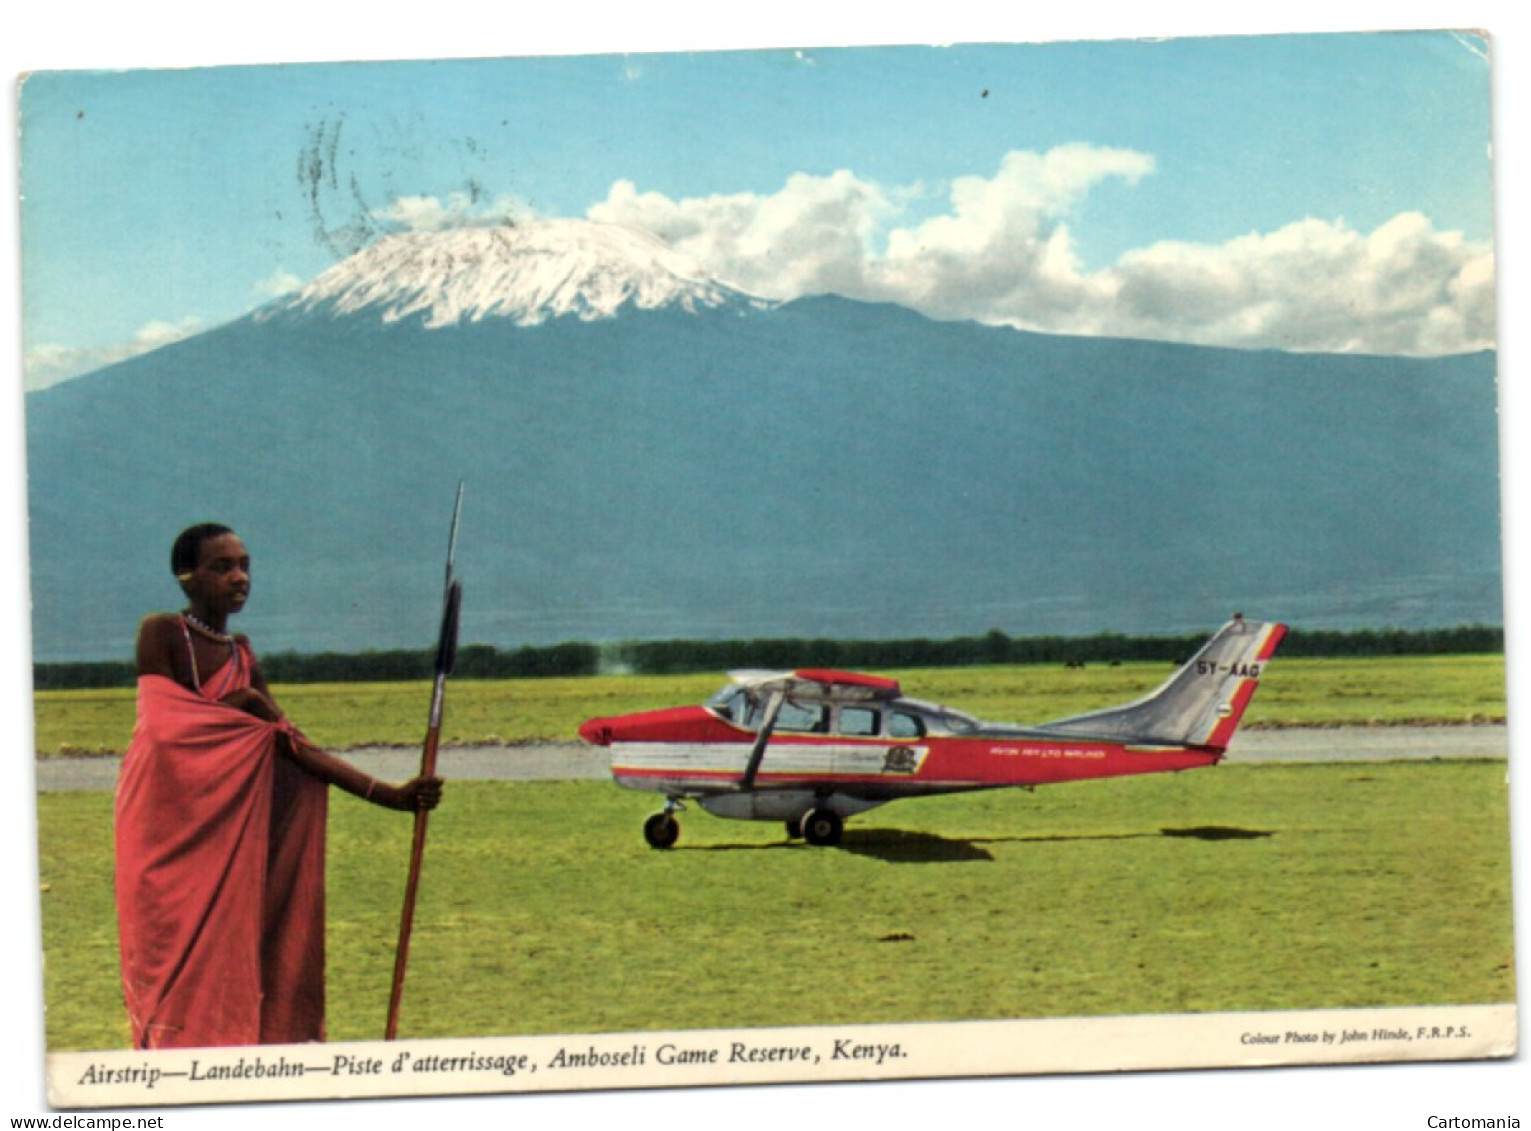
[739,690,785,791]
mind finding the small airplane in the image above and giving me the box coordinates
[578,615,1286,848]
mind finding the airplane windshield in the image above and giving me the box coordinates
[707,685,747,721]
[707,686,774,729]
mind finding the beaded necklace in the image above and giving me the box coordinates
[183,612,235,642]
[179,613,242,694]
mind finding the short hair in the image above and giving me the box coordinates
[171,523,235,577]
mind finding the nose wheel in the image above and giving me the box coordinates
[643,802,682,849]
[643,812,680,849]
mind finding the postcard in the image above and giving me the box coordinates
[8,21,1520,1121]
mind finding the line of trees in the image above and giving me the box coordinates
[30,624,1503,691]
[616,624,1505,674]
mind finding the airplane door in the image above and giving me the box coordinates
[833,705,882,775]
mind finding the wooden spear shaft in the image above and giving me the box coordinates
[385,487,463,1041]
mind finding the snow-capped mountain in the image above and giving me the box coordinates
[22,218,1503,662]
[267,219,761,328]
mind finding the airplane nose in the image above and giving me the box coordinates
[578,718,613,746]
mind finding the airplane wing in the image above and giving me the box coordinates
[730,668,902,701]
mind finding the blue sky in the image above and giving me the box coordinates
[17,28,1497,385]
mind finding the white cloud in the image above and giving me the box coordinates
[255,268,306,299]
[590,172,899,301]
[24,317,203,391]
[373,191,528,233]
[1107,212,1495,354]
[589,145,1495,356]
[589,144,1150,321]
[130,318,201,349]
[868,146,1153,325]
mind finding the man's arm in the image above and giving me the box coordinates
[281,734,444,812]
[226,644,285,720]
[240,644,442,811]
[134,614,181,680]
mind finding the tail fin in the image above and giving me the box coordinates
[1040,616,1287,752]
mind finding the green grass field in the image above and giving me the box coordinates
[38,759,1514,1051]
[30,654,1515,1051]
[28,653,1509,755]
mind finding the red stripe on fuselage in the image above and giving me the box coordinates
[610,733,1219,794]
[917,737,1218,786]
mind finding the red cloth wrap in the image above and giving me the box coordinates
[114,655,328,1048]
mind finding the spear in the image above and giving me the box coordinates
[385,483,464,1040]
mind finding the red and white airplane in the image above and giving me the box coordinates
[578,615,1286,848]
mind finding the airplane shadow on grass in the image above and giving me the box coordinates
[680,825,1274,864]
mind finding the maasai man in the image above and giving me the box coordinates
[114,523,443,1049]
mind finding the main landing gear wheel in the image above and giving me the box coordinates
[800,808,843,847]
[643,812,680,849]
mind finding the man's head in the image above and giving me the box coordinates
[171,523,235,581]
[171,523,250,620]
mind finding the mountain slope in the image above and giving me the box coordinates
[22,225,1503,662]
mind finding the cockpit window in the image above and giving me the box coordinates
[709,685,923,738]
